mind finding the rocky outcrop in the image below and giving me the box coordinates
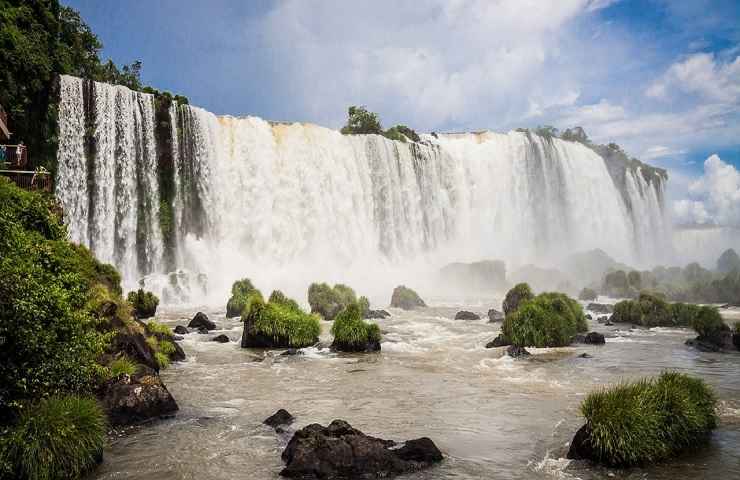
[111,331,159,371]
[264,409,295,429]
[454,310,480,320]
[502,283,533,316]
[365,309,391,319]
[485,334,510,348]
[188,312,216,330]
[586,303,613,314]
[212,334,230,343]
[567,424,594,461]
[280,419,442,478]
[487,308,504,322]
[101,372,178,426]
[573,332,606,345]
[506,345,530,357]
[174,325,189,334]
[389,286,426,310]
[331,337,381,353]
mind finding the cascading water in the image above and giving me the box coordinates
[55,75,671,303]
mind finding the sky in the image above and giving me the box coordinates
[64,0,740,229]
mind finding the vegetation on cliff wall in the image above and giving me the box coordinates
[340,106,420,143]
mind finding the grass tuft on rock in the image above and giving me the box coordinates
[126,289,159,320]
[331,302,381,351]
[154,351,171,370]
[108,357,137,379]
[243,290,321,348]
[308,282,360,320]
[145,320,172,338]
[226,278,258,318]
[502,283,534,316]
[578,372,717,467]
[502,291,586,347]
[0,395,106,480]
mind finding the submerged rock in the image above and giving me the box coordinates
[586,303,613,314]
[197,327,209,334]
[280,419,442,478]
[174,325,189,334]
[487,308,504,322]
[585,313,593,320]
[506,345,530,357]
[577,353,593,358]
[485,334,510,348]
[212,334,230,343]
[188,312,216,330]
[454,310,480,320]
[265,409,295,429]
[574,332,606,345]
[281,348,304,356]
[365,309,391,319]
[101,374,178,426]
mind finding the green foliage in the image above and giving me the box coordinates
[145,321,172,338]
[126,289,159,320]
[390,285,426,310]
[108,357,136,379]
[603,270,635,298]
[245,292,321,348]
[502,292,585,347]
[669,302,701,327]
[0,395,106,480]
[502,282,533,316]
[611,293,675,327]
[268,290,301,311]
[331,302,381,350]
[226,278,258,317]
[157,339,176,356]
[308,282,360,320]
[0,178,110,422]
[580,372,717,467]
[578,287,597,301]
[358,296,370,317]
[691,306,727,340]
[154,352,170,370]
[340,106,383,135]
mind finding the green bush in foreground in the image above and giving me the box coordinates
[577,372,717,467]
[331,303,381,351]
[611,292,672,326]
[243,290,321,348]
[1,395,106,480]
[226,278,258,317]
[502,292,586,347]
[691,306,728,341]
[307,282,359,320]
[126,289,159,319]
[502,283,533,316]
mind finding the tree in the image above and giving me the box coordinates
[717,249,740,274]
[340,106,383,135]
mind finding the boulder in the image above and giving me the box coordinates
[585,314,593,320]
[365,309,391,319]
[577,353,592,358]
[485,334,510,348]
[506,345,531,357]
[197,327,209,334]
[101,374,179,426]
[281,348,304,356]
[212,334,230,343]
[389,286,426,310]
[454,310,480,320]
[567,424,595,461]
[686,330,735,352]
[586,303,613,314]
[585,332,605,344]
[111,331,158,372]
[188,312,216,331]
[487,308,504,322]
[174,325,189,334]
[264,409,295,429]
[280,419,442,478]
[170,341,187,362]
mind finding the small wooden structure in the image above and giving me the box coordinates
[0,169,52,192]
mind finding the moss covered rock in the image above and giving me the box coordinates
[390,285,426,310]
[502,283,533,316]
[331,303,381,352]
[307,283,362,320]
[126,289,159,320]
[568,372,717,467]
[226,278,258,318]
[241,290,321,348]
[502,292,587,347]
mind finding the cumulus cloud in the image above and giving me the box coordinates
[646,53,740,103]
[672,154,740,227]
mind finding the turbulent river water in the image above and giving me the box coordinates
[91,301,740,480]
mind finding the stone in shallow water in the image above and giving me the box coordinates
[101,373,178,426]
[188,311,216,330]
[280,419,442,478]
[174,325,189,334]
[264,409,295,429]
[506,345,530,357]
[485,334,510,348]
[454,310,480,320]
[211,334,230,343]
[487,308,504,322]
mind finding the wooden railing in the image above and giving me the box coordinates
[0,170,53,192]
[1,144,28,169]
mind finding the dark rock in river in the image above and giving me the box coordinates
[686,330,735,353]
[454,310,480,320]
[188,311,216,330]
[212,334,230,343]
[574,332,606,345]
[586,303,613,314]
[365,309,391,319]
[577,353,592,358]
[265,409,295,429]
[280,419,442,478]
[281,348,304,356]
[331,337,381,353]
[197,327,209,334]
[734,332,740,350]
[487,308,504,322]
[585,314,592,320]
[170,341,186,362]
[390,285,426,310]
[111,331,159,372]
[506,345,530,357]
[567,424,595,461]
[485,334,510,348]
[101,374,178,426]
[174,325,189,334]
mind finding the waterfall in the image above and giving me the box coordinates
[56,76,670,302]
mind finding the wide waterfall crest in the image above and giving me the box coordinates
[55,75,670,301]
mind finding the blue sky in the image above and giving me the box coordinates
[64,0,740,227]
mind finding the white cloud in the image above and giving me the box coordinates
[672,154,740,227]
[642,145,687,160]
[646,53,740,103]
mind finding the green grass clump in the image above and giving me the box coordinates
[154,352,170,369]
[157,339,176,356]
[611,292,673,326]
[146,320,172,338]
[331,302,381,351]
[578,287,598,301]
[268,289,301,311]
[243,290,321,348]
[502,283,534,316]
[226,278,258,317]
[308,282,362,320]
[389,285,426,310]
[358,296,370,317]
[502,291,586,347]
[691,306,727,340]
[670,302,702,327]
[0,395,106,480]
[579,372,717,467]
[145,336,158,351]
[108,357,137,378]
[126,289,159,320]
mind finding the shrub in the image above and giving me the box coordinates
[358,296,370,317]
[0,395,106,480]
[307,283,359,320]
[268,290,300,310]
[226,278,258,318]
[331,303,381,351]
[502,283,533,316]
[340,106,383,135]
[611,292,673,327]
[108,357,137,379]
[146,320,172,338]
[502,292,585,347]
[154,351,170,370]
[691,306,727,341]
[158,339,176,356]
[669,302,701,327]
[390,285,426,310]
[243,291,321,348]
[126,289,159,319]
[577,372,717,467]
[578,287,597,301]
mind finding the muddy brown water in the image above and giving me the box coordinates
[91,301,740,479]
